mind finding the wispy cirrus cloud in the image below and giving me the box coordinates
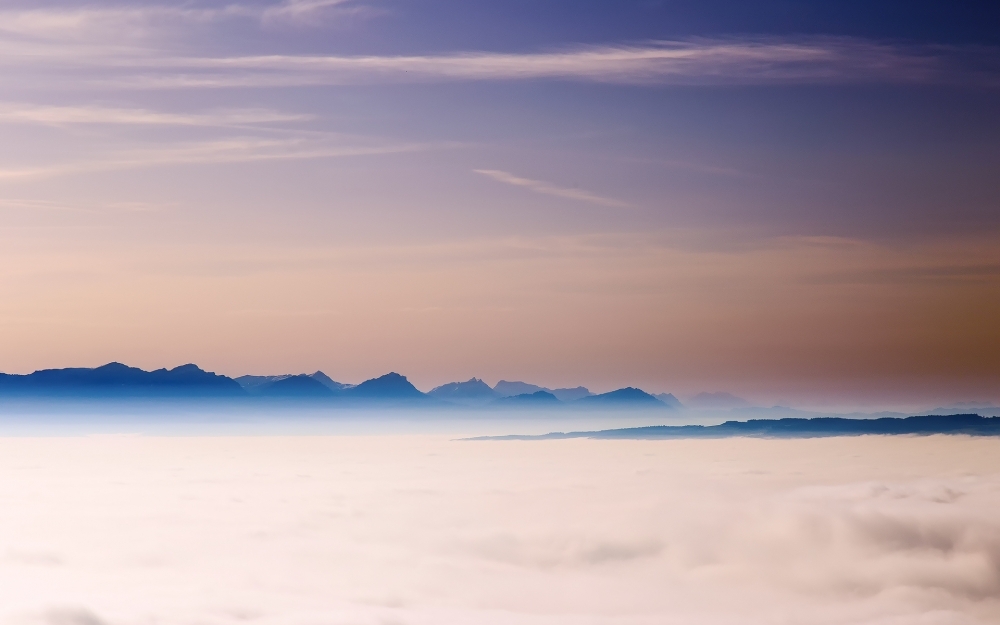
[0,6,238,43]
[0,137,438,180]
[0,1,358,41]
[474,169,630,208]
[1,24,996,90]
[166,38,952,86]
[261,0,371,25]
[0,197,93,213]
[0,103,311,127]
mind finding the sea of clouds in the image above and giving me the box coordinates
[0,433,997,625]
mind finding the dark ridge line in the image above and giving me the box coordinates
[463,414,1000,441]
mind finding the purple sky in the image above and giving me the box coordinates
[0,1,998,408]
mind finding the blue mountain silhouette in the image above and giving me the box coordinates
[429,378,498,403]
[237,371,348,396]
[0,363,676,408]
[550,386,592,401]
[255,374,336,397]
[345,372,426,399]
[495,390,560,405]
[0,362,244,397]
[655,393,684,409]
[576,387,665,406]
[470,414,1000,441]
[310,371,349,391]
[493,380,547,397]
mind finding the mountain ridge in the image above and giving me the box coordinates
[0,362,243,397]
[467,414,1000,441]
[0,363,682,409]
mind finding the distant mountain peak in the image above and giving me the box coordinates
[493,380,547,397]
[235,374,292,390]
[310,371,348,391]
[347,372,425,399]
[256,374,334,397]
[495,390,560,405]
[550,386,591,402]
[96,362,131,371]
[655,393,683,409]
[236,370,348,396]
[429,378,497,402]
[577,387,665,407]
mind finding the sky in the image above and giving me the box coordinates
[1,434,999,625]
[0,1,998,407]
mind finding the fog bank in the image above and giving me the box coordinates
[0,435,998,625]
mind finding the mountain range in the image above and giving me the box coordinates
[0,363,244,397]
[470,414,1000,440]
[0,363,676,409]
[428,379,596,403]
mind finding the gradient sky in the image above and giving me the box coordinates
[1,1,998,407]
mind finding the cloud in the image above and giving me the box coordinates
[0,6,242,42]
[0,104,311,127]
[0,435,997,625]
[0,21,996,89]
[0,198,88,213]
[0,2,359,42]
[169,38,954,86]
[466,533,663,568]
[261,0,365,25]
[0,197,168,215]
[3,549,63,566]
[474,169,630,208]
[809,262,1000,285]
[36,609,107,625]
[91,40,977,91]
[0,137,439,180]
